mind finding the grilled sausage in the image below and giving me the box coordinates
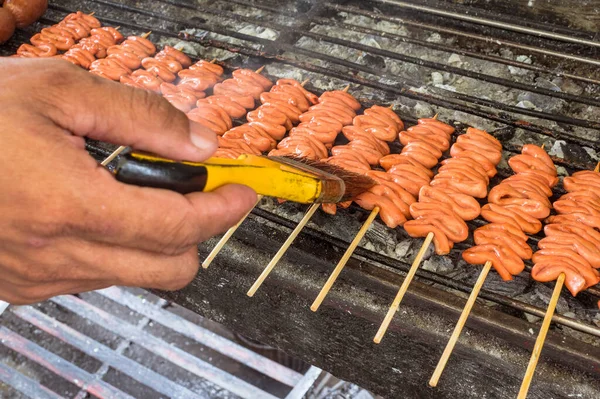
[4,0,47,28]
[0,8,16,44]
[405,128,502,254]
[213,79,319,159]
[462,144,557,280]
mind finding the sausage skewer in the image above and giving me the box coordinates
[252,101,392,282]
[517,161,600,399]
[202,78,317,269]
[373,127,502,342]
[246,89,380,297]
[15,11,103,58]
[310,115,454,312]
[428,143,557,388]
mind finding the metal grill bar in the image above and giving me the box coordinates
[0,326,135,399]
[376,0,600,47]
[311,16,600,86]
[95,287,303,387]
[0,361,63,399]
[11,306,206,399]
[284,366,321,399]
[326,4,600,67]
[50,295,280,399]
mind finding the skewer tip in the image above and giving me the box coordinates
[432,113,439,120]
[342,84,350,92]
[540,143,545,150]
[373,230,434,343]
[255,65,265,74]
[595,162,599,173]
[300,78,310,87]
[517,273,565,399]
[311,207,380,312]
[89,12,95,16]
[210,58,217,63]
[388,104,394,110]
[141,31,152,39]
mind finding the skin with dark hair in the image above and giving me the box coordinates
[0,58,257,304]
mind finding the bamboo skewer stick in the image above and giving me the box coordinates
[429,260,492,386]
[373,231,434,342]
[201,78,310,268]
[313,110,434,313]
[518,160,599,398]
[247,203,320,296]
[245,84,365,295]
[517,273,565,399]
[141,31,152,39]
[202,196,263,269]
[311,207,380,311]
[429,143,550,386]
[429,144,547,385]
[100,146,127,166]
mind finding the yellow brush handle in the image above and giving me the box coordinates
[114,152,324,203]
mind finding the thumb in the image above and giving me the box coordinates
[36,59,217,161]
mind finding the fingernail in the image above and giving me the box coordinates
[189,120,218,152]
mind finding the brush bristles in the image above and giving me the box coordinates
[274,155,375,202]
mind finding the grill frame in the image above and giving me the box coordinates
[2,0,600,397]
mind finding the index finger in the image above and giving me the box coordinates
[73,166,258,255]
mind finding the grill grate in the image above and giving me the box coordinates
[0,288,320,398]
[2,0,600,397]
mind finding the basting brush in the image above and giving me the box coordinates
[113,151,375,203]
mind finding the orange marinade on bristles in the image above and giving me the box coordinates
[404,127,503,255]
[531,169,600,296]
[462,144,558,280]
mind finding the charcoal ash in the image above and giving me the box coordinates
[302,16,600,131]
[238,25,279,40]
[559,78,585,95]
[394,239,413,259]
[363,220,399,257]
[517,92,567,114]
[422,255,455,274]
[448,111,504,132]
[426,33,443,43]
[414,102,434,118]
[535,77,562,92]
[158,35,242,61]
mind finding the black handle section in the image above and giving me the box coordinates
[114,153,208,194]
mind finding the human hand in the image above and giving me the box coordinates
[0,58,257,304]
